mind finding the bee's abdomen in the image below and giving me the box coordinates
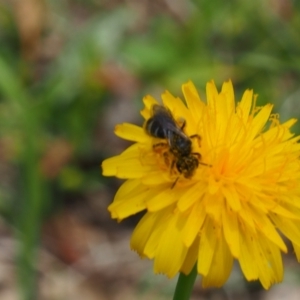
[145,118,166,139]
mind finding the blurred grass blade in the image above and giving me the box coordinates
[0,56,43,300]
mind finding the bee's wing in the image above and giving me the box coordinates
[152,105,187,135]
[148,104,189,140]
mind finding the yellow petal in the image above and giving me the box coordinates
[115,123,148,142]
[221,185,241,211]
[271,215,300,248]
[248,206,287,252]
[206,80,218,108]
[141,172,170,186]
[214,93,231,139]
[239,229,258,280]
[103,155,154,178]
[243,233,282,289]
[108,188,148,219]
[131,211,162,256]
[182,201,206,247]
[237,89,253,123]
[197,218,217,276]
[154,213,188,278]
[180,238,199,275]
[143,95,158,110]
[254,239,281,289]
[221,80,235,101]
[262,240,283,284]
[238,205,256,233]
[248,104,273,140]
[281,118,297,129]
[202,232,233,288]
[143,209,171,258]
[113,179,144,202]
[161,90,196,135]
[177,182,206,212]
[146,188,184,212]
[102,143,142,176]
[218,80,235,124]
[271,204,300,220]
[182,81,205,122]
[161,90,188,116]
[205,193,223,222]
[292,242,300,262]
[222,209,240,258]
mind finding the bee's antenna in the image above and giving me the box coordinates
[199,162,212,167]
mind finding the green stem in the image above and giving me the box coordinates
[173,264,198,300]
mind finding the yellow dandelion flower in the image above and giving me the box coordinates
[102,80,300,289]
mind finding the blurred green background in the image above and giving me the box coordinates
[1,0,300,299]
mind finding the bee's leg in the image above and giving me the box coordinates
[177,118,186,130]
[153,142,168,153]
[190,134,200,139]
[169,156,178,174]
[171,177,179,189]
[190,134,201,146]
[153,142,167,148]
[192,152,212,167]
[168,156,180,189]
[192,152,201,160]
[163,151,172,168]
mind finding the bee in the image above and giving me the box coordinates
[145,104,206,187]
